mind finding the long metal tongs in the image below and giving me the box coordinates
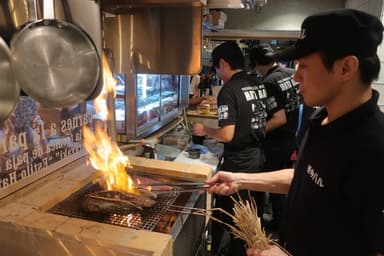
[139,181,207,187]
[137,182,218,193]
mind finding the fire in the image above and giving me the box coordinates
[83,126,134,192]
[82,52,135,193]
[93,53,116,118]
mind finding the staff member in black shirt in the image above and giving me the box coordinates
[193,41,268,256]
[249,43,301,234]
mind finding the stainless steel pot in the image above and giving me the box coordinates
[9,0,101,107]
[0,36,19,121]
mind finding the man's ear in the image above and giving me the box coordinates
[219,58,225,67]
[340,55,359,80]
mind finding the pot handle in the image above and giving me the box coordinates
[62,0,75,23]
[30,0,39,21]
[43,0,55,19]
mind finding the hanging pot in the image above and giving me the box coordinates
[0,36,20,121]
[10,0,101,108]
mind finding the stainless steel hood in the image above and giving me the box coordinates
[204,29,300,40]
[207,0,256,9]
[102,6,203,75]
[99,0,206,13]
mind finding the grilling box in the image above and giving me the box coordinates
[0,156,212,256]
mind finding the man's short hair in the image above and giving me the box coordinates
[211,41,244,70]
[249,43,275,68]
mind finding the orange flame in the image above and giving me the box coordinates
[93,54,116,118]
[83,125,134,192]
[83,52,135,193]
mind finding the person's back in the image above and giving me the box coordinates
[249,44,303,234]
[217,72,267,171]
[206,41,268,256]
[264,65,299,151]
[249,44,302,152]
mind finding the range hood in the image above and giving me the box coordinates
[207,0,256,9]
[204,29,300,40]
[99,0,206,12]
[102,4,203,75]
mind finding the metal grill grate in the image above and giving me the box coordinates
[48,182,179,231]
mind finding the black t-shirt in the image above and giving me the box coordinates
[263,65,301,153]
[280,90,384,256]
[217,71,267,171]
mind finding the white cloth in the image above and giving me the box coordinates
[189,74,200,95]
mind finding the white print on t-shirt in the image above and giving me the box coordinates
[277,76,298,91]
[218,105,229,121]
[307,164,325,188]
[266,96,278,111]
[241,85,267,102]
[277,76,300,112]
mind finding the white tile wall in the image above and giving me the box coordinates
[224,0,345,31]
[346,0,384,108]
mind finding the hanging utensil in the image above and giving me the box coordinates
[0,36,19,121]
[10,0,101,107]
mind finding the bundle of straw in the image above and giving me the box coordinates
[230,195,270,249]
[208,192,291,255]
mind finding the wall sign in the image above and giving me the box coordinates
[0,96,95,198]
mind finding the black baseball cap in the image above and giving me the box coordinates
[211,41,244,70]
[249,43,275,67]
[269,8,384,61]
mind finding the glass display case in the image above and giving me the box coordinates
[115,73,126,134]
[115,73,187,141]
[136,74,161,129]
[160,74,179,120]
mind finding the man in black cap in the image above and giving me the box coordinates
[193,41,268,256]
[205,8,384,256]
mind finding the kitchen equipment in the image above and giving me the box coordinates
[155,144,181,161]
[162,134,189,149]
[48,174,208,256]
[10,0,101,107]
[102,5,202,75]
[137,181,214,193]
[115,73,185,141]
[49,181,180,231]
[0,36,19,121]
[192,134,206,145]
[187,148,201,159]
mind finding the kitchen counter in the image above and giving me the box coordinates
[174,143,223,174]
[186,110,218,129]
[186,110,218,120]
[0,156,212,256]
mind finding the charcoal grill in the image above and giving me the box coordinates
[48,181,180,231]
[48,176,208,256]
